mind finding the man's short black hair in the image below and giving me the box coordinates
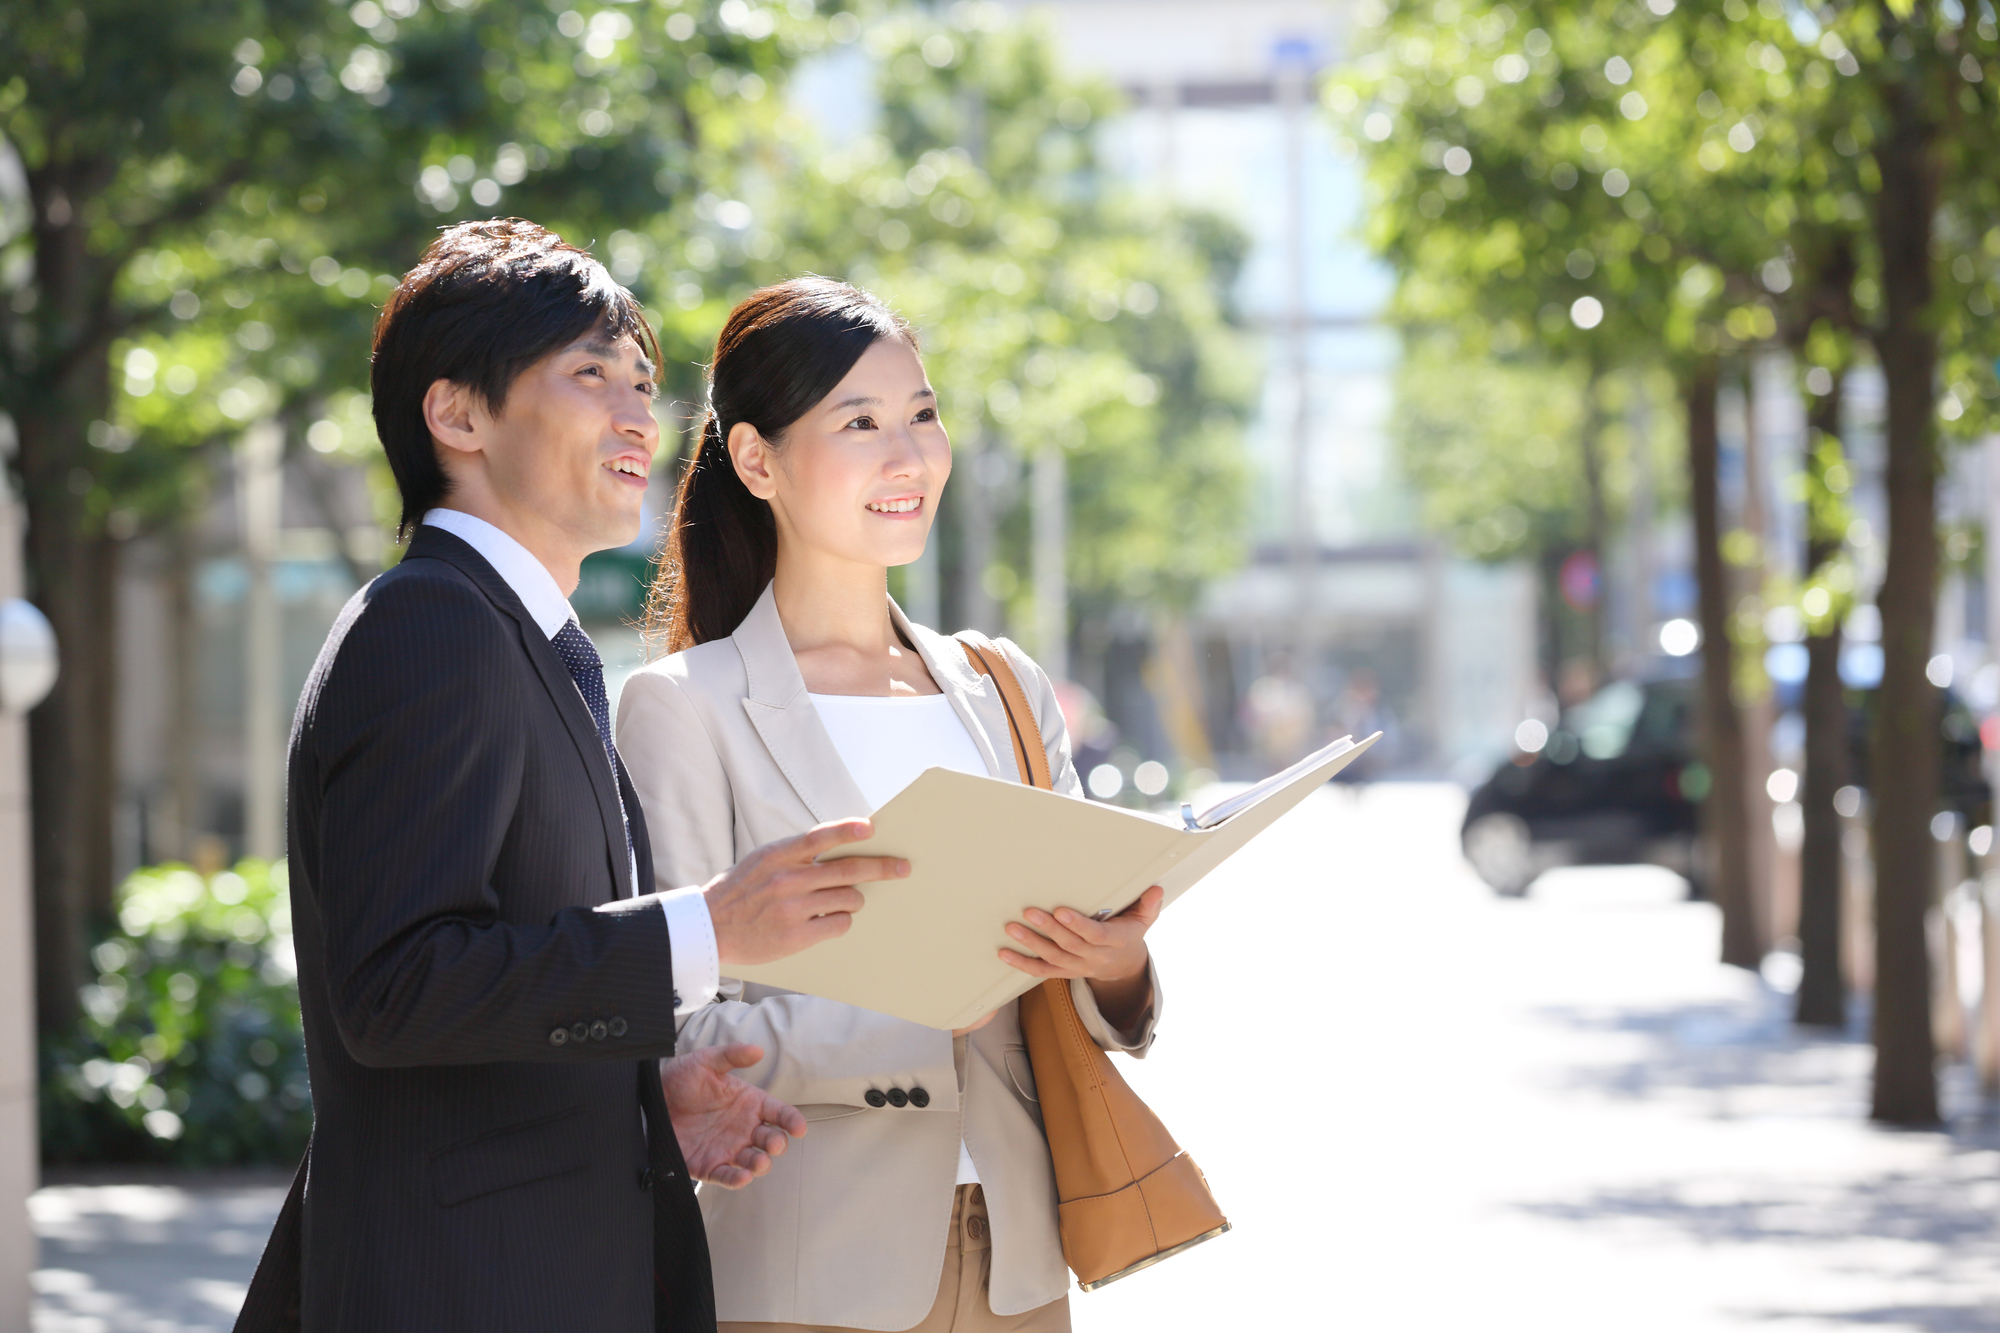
[370,218,660,535]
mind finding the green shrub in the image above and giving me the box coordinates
[41,859,311,1166]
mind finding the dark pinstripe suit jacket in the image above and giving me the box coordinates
[235,526,714,1333]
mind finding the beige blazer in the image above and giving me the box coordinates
[615,584,1160,1331]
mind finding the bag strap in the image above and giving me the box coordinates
[957,633,1054,791]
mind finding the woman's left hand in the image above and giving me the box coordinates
[1000,885,1163,985]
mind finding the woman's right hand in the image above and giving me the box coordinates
[952,1011,997,1037]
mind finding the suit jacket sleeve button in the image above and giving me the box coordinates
[908,1087,930,1108]
[549,1027,569,1046]
[609,1017,628,1037]
[570,1022,590,1043]
[590,1020,609,1041]
[885,1088,909,1108]
[864,1089,887,1108]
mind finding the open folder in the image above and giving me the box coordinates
[727,732,1381,1030]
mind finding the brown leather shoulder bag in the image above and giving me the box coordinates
[957,632,1229,1290]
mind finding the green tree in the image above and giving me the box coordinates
[0,0,818,1027]
[1337,0,1803,968]
[1821,0,2000,1125]
[749,5,1254,643]
[1339,0,2000,1124]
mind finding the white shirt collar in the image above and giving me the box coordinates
[421,508,576,640]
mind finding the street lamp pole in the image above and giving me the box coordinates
[1277,49,1315,674]
[0,471,52,1333]
[1031,445,1068,682]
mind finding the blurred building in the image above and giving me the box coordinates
[112,449,381,872]
[985,0,1540,780]
[109,447,676,877]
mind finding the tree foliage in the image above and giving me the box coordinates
[1,0,1256,1031]
[41,860,308,1165]
[761,6,1255,620]
[1337,0,2000,1123]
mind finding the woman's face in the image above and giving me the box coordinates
[729,337,951,574]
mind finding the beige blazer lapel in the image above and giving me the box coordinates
[732,584,873,822]
[892,600,1023,784]
[730,580,1027,815]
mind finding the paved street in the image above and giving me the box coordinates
[1077,783,2000,1333]
[33,1175,286,1332]
[33,784,2000,1331]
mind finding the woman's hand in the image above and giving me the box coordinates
[999,885,1163,1032]
[952,1010,998,1037]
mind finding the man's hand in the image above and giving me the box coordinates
[999,885,1164,1032]
[704,819,908,966]
[663,1044,807,1190]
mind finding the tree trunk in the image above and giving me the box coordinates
[20,405,89,1033]
[1687,360,1760,967]
[1737,361,1776,953]
[1577,363,1609,679]
[23,499,125,1034]
[17,167,120,1033]
[76,534,121,921]
[1795,380,1849,1028]
[1867,80,1943,1126]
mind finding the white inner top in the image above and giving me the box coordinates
[808,691,988,1186]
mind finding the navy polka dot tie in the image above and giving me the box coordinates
[552,620,634,885]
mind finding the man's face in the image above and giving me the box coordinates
[464,329,660,557]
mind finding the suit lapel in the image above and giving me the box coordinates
[732,584,874,821]
[407,527,634,897]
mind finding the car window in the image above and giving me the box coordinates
[1568,680,1647,760]
[1629,683,1693,754]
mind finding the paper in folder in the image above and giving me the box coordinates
[727,732,1381,1030]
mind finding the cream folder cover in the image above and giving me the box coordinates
[728,732,1381,1030]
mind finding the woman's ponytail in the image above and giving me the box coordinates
[648,407,778,653]
[646,277,917,654]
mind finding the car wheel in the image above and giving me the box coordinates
[1463,813,1537,897]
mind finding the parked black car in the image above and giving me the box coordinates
[1460,664,1991,897]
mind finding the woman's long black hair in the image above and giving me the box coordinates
[646,277,916,653]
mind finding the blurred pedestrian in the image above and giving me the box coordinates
[618,278,1167,1333]
[1557,656,1601,711]
[1054,678,1118,782]
[1330,666,1395,784]
[1243,660,1316,769]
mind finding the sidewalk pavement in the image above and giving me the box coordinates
[1074,783,2000,1333]
[32,783,2000,1331]
[33,1172,285,1332]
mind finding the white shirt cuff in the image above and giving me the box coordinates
[659,886,721,1016]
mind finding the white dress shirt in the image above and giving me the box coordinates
[809,691,987,1186]
[423,508,719,1014]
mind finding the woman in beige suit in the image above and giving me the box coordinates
[615,279,1164,1333]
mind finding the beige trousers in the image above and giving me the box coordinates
[718,1185,1071,1333]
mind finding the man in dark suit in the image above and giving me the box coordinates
[236,219,906,1333]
